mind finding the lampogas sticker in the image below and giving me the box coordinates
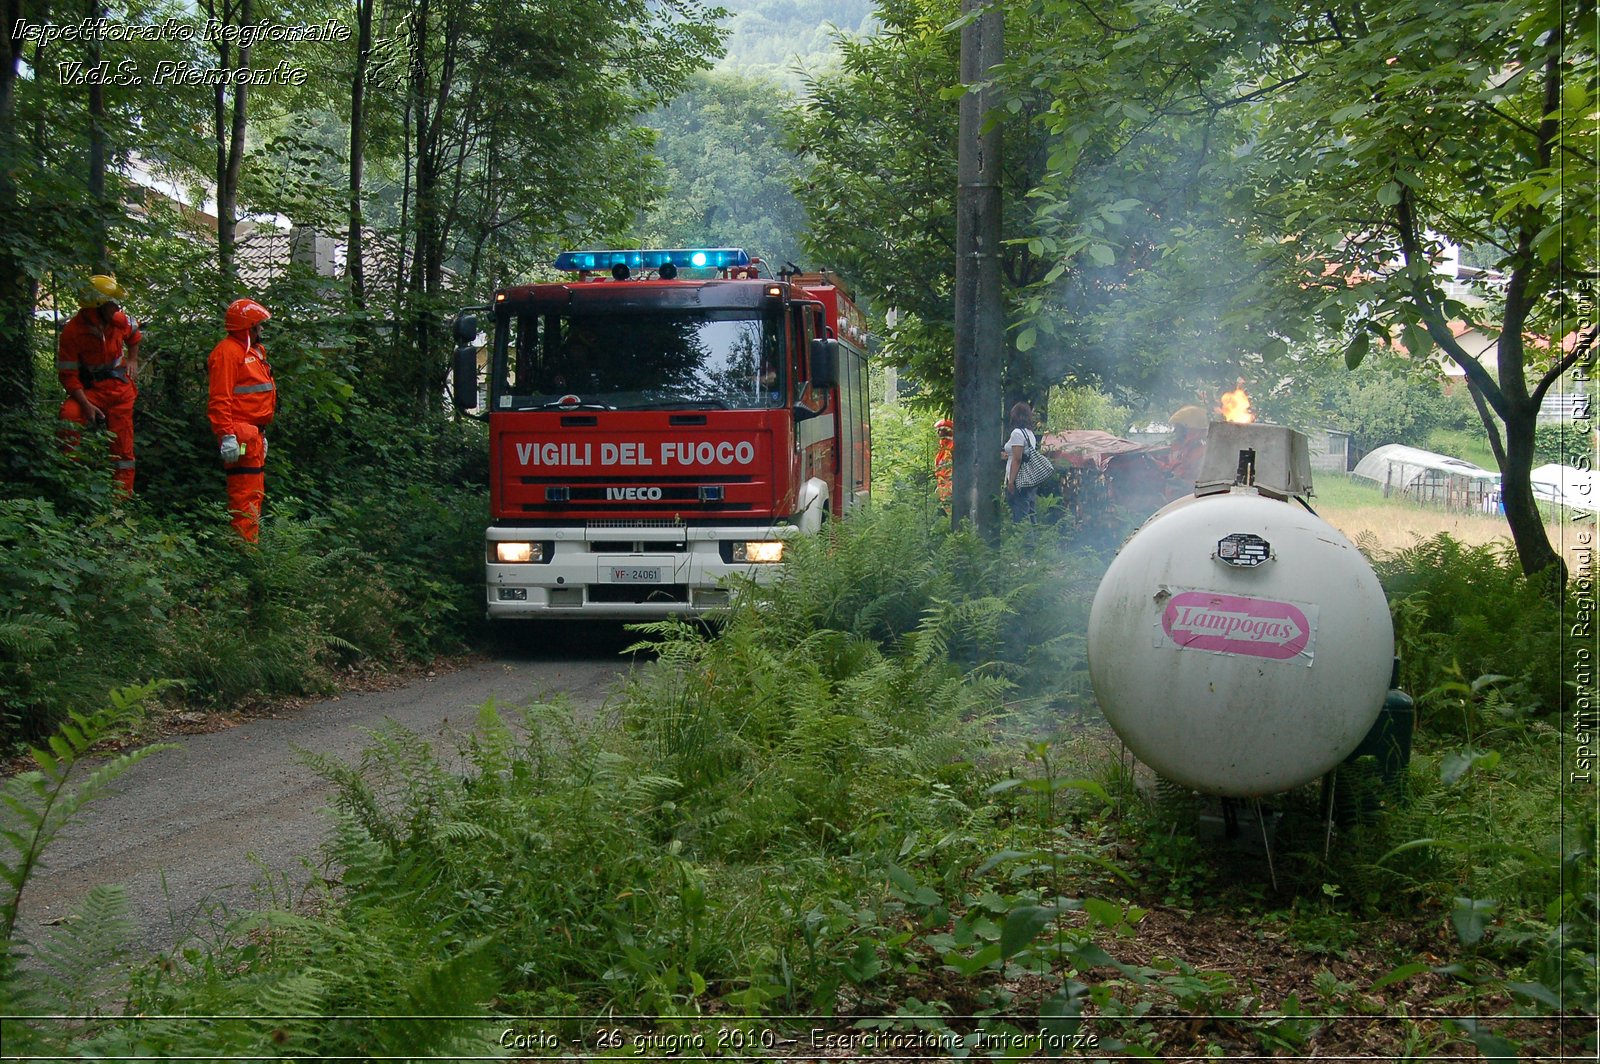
[1157,589,1317,664]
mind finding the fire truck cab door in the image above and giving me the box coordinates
[792,303,836,518]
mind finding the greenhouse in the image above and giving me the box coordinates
[1351,444,1501,511]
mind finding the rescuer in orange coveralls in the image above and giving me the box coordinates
[57,274,143,494]
[1160,404,1209,494]
[207,299,277,542]
[933,417,954,507]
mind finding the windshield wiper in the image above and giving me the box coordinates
[538,399,616,410]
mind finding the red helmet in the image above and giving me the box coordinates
[225,298,272,332]
[935,418,954,435]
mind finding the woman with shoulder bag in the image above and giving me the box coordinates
[1004,400,1051,523]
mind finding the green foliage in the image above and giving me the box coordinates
[0,496,188,738]
[10,500,1593,1056]
[635,71,809,270]
[785,0,962,389]
[1045,384,1133,435]
[867,399,946,504]
[0,683,173,941]
[1373,534,1565,721]
[1534,420,1590,468]
[716,0,878,88]
[1219,0,1595,575]
[718,499,1101,715]
[1338,728,1598,1024]
[0,685,173,1058]
[0,415,486,746]
[1323,362,1457,455]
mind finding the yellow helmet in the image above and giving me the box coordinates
[79,273,128,308]
[1169,404,1209,430]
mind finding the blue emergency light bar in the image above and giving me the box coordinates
[553,248,751,272]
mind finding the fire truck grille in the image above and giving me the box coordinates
[587,519,687,530]
[521,502,754,513]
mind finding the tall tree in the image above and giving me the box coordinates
[85,0,109,268]
[1221,0,1597,582]
[205,0,255,284]
[347,0,376,308]
[951,0,1003,532]
[988,0,1267,412]
[0,0,32,421]
[378,0,725,407]
[633,71,807,270]
[792,0,1237,403]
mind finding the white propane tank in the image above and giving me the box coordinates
[1088,488,1394,797]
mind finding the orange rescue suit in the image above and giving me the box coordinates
[207,331,276,542]
[57,308,142,494]
[1158,431,1206,497]
[934,438,954,506]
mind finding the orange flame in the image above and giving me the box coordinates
[1219,384,1255,424]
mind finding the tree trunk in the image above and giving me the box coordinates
[347,0,374,309]
[1496,397,1564,586]
[85,0,108,269]
[408,0,469,408]
[1403,167,1567,585]
[952,0,1004,537]
[212,0,252,285]
[394,85,411,351]
[1493,275,1567,584]
[0,0,32,420]
[407,0,434,406]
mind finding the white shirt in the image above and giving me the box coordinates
[1003,427,1035,459]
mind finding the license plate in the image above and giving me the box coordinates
[611,566,662,583]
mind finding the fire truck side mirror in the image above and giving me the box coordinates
[809,337,839,389]
[453,313,478,344]
[452,344,479,411]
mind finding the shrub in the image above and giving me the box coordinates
[1535,420,1589,468]
[712,499,1103,718]
[0,473,485,748]
[1371,534,1566,726]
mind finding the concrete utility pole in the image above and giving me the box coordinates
[952,0,1004,537]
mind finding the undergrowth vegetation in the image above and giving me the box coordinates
[1,497,1592,1058]
[0,406,486,747]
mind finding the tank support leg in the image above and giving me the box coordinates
[1253,798,1278,892]
[1321,771,1338,860]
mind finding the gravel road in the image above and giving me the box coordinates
[12,625,644,959]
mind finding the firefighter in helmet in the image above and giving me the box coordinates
[207,299,277,542]
[933,417,954,507]
[57,273,143,494]
[1161,404,1209,492]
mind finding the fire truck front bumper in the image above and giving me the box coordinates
[484,523,795,619]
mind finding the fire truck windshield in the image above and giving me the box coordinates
[492,308,784,411]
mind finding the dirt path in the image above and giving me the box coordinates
[12,627,642,959]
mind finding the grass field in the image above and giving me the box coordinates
[1312,472,1592,572]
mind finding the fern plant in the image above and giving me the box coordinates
[0,681,174,942]
[0,682,173,1055]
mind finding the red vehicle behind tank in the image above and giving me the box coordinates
[453,248,871,619]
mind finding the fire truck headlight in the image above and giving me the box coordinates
[494,541,542,564]
[733,540,785,564]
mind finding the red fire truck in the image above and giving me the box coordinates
[452,248,871,618]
